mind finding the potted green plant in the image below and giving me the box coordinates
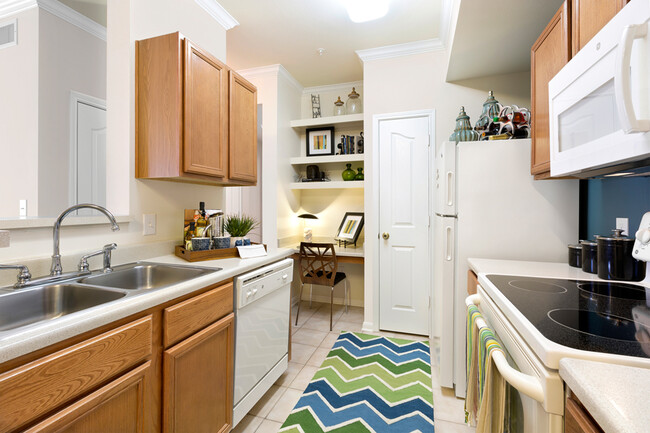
[224,214,259,247]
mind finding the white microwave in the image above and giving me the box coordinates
[549,0,650,178]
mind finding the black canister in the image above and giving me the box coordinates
[568,244,582,268]
[580,240,598,274]
[597,230,646,281]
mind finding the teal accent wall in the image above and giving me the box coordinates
[586,177,650,239]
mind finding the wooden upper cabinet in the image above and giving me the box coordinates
[531,2,571,177]
[572,0,629,56]
[184,40,228,178]
[136,32,257,185]
[228,71,258,184]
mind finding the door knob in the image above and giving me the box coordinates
[382,232,390,240]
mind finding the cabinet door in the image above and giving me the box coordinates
[184,39,228,178]
[467,270,478,296]
[531,2,571,177]
[228,71,258,183]
[565,396,604,433]
[163,313,234,433]
[572,0,629,56]
[26,362,153,433]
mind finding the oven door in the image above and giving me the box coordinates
[548,0,650,177]
[469,287,565,433]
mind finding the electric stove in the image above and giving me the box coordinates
[486,275,650,359]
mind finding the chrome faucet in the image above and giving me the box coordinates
[51,204,120,276]
[0,264,32,288]
[78,243,118,273]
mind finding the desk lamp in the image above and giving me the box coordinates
[298,213,318,242]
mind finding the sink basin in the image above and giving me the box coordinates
[80,262,218,291]
[0,284,126,332]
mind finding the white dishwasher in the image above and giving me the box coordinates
[232,258,293,427]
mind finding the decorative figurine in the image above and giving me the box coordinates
[475,91,501,132]
[311,94,321,118]
[357,131,364,154]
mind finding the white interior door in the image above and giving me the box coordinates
[74,101,106,215]
[378,114,431,335]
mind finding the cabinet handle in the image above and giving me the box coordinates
[615,23,650,132]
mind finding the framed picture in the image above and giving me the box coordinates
[306,127,335,157]
[335,212,364,244]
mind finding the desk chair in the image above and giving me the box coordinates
[295,242,349,331]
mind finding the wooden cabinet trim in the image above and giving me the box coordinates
[565,395,604,433]
[183,38,228,178]
[531,1,571,176]
[228,70,258,183]
[24,361,153,433]
[163,282,233,348]
[0,316,152,432]
[163,313,234,433]
[467,270,478,295]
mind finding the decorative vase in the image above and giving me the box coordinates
[333,96,346,116]
[342,164,356,181]
[449,106,480,143]
[212,236,231,249]
[355,167,364,180]
[474,91,501,132]
[346,87,362,114]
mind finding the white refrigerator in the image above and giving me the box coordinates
[433,139,579,398]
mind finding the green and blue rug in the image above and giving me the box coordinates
[280,332,434,432]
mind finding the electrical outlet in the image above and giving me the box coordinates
[19,200,27,217]
[616,217,629,236]
[143,214,156,235]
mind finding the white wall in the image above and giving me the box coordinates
[37,9,107,217]
[0,9,39,217]
[362,48,531,331]
[0,0,229,281]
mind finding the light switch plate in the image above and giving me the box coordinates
[143,214,156,236]
[0,230,9,248]
[616,217,629,236]
[632,212,650,262]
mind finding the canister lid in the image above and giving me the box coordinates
[568,244,582,250]
[580,240,597,247]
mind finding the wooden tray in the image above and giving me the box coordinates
[174,244,267,262]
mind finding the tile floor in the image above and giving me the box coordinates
[232,301,476,433]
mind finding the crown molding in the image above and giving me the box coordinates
[38,0,106,41]
[356,38,444,63]
[302,80,363,96]
[194,0,239,30]
[0,0,106,41]
[0,0,36,18]
[238,64,304,93]
[439,0,455,49]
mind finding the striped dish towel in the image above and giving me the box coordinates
[464,304,481,425]
[465,305,506,433]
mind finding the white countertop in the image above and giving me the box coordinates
[560,358,650,433]
[0,249,294,364]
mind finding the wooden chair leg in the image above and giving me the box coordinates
[295,283,304,326]
[330,286,334,331]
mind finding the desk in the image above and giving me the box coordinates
[290,243,364,264]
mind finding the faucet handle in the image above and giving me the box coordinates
[0,264,32,288]
[78,250,104,272]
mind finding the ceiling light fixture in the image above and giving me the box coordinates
[342,0,389,23]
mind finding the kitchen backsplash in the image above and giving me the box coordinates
[584,177,650,239]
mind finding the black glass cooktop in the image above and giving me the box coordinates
[486,275,650,359]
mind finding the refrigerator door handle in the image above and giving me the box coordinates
[445,226,453,261]
[446,171,454,207]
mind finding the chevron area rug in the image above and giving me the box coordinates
[279,332,434,433]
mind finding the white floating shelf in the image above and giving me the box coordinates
[290,181,364,190]
[290,113,364,130]
[290,154,365,166]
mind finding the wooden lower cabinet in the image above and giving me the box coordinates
[565,394,603,433]
[467,270,478,295]
[163,313,234,433]
[26,362,153,433]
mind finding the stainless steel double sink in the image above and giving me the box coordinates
[0,262,220,333]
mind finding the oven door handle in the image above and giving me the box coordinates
[466,294,546,404]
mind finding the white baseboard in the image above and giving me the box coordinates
[361,321,375,333]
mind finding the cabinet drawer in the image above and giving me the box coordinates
[164,282,233,347]
[0,316,152,433]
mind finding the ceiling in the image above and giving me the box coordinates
[58,0,106,27]
[219,0,441,87]
[446,0,564,81]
